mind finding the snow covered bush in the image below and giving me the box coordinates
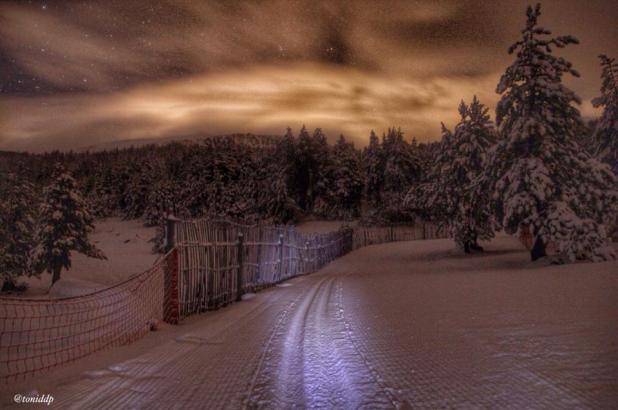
[485,4,618,263]
[406,97,496,252]
[31,165,106,285]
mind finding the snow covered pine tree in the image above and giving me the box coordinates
[32,165,105,285]
[0,173,38,291]
[406,97,496,253]
[593,55,618,241]
[316,135,364,219]
[486,4,618,263]
[593,54,618,175]
[260,167,301,224]
[362,130,385,205]
[378,128,421,222]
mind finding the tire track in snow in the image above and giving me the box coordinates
[332,279,403,409]
[242,289,310,409]
[245,276,326,409]
[246,274,399,409]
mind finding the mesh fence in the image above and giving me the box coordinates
[0,250,176,384]
[0,219,448,384]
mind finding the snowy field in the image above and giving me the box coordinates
[2,235,616,409]
[16,218,157,298]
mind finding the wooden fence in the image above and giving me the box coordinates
[352,223,448,250]
[168,219,448,319]
[170,219,353,319]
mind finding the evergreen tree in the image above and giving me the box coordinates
[332,135,364,217]
[592,54,618,174]
[382,128,421,194]
[89,165,121,217]
[379,128,422,221]
[276,127,303,210]
[295,126,330,212]
[144,178,184,227]
[32,165,105,285]
[575,119,598,155]
[315,135,364,218]
[295,125,314,211]
[124,160,156,219]
[259,167,301,224]
[408,98,496,252]
[486,4,618,262]
[311,128,334,211]
[362,130,384,205]
[0,173,38,291]
[180,148,211,217]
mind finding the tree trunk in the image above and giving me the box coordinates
[469,231,484,252]
[51,265,62,285]
[2,278,16,293]
[530,235,546,261]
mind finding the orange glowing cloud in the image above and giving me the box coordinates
[0,63,503,151]
[0,0,615,152]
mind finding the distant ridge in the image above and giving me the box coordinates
[79,133,283,152]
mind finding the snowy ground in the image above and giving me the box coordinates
[16,218,157,297]
[2,235,617,409]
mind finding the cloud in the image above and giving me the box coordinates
[0,0,505,92]
[0,63,500,152]
[0,0,616,151]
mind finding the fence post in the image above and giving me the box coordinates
[278,233,284,281]
[165,214,180,253]
[236,232,244,302]
[164,248,180,324]
[163,214,180,324]
[304,240,309,273]
[390,225,394,242]
[256,226,262,285]
[347,228,353,253]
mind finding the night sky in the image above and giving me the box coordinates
[0,0,616,152]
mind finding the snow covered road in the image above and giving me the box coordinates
[3,236,617,409]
